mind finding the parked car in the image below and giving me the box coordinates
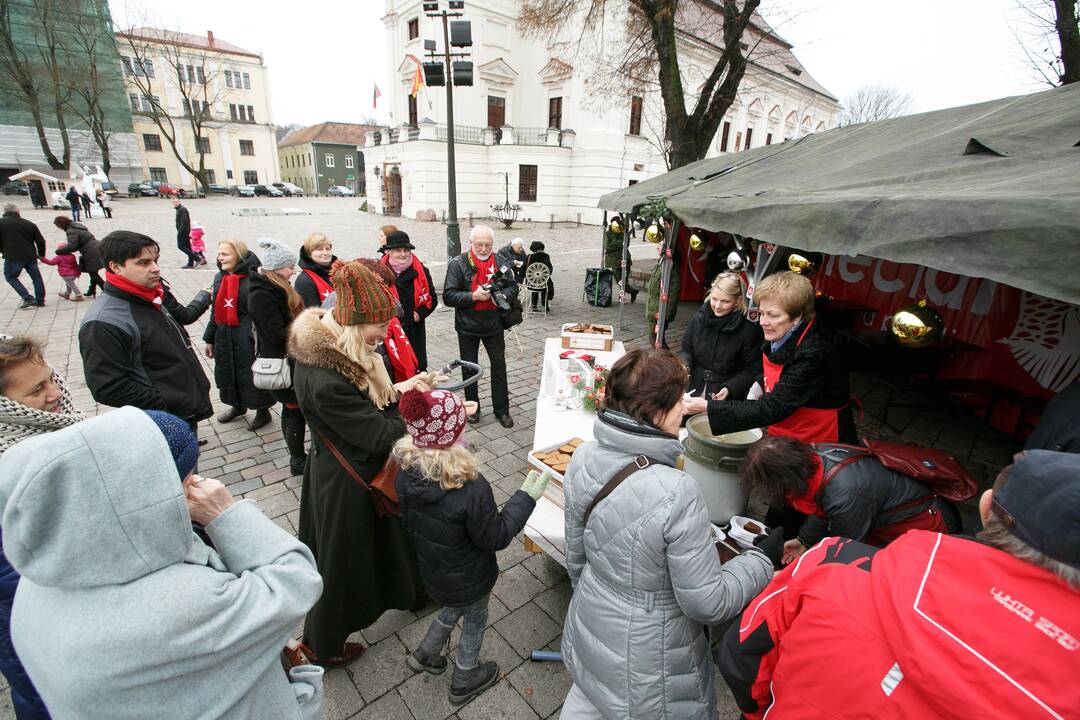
[229,185,256,197]
[1,181,30,195]
[99,181,120,197]
[128,182,159,197]
[207,183,230,195]
[327,185,355,197]
[252,184,283,197]
[155,183,183,197]
[272,182,304,197]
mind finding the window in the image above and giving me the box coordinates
[408,95,418,126]
[143,133,162,151]
[745,128,753,150]
[247,105,255,123]
[629,96,643,136]
[518,164,537,202]
[239,140,255,156]
[226,169,233,180]
[345,155,354,169]
[734,132,742,152]
[238,105,247,122]
[196,137,211,153]
[196,66,205,84]
[325,153,335,168]
[136,95,159,113]
[229,103,237,120]
[225,70,233,88]
[766,132,773,146]
[143,59,154,78]
[122,56,153,77]
[129,93,140,112]
[201,100,210,118]
[121,56,133,75]
[182,98,192,116]
[487,95,505,142]
[548,96,562,129]
[720,121,730,152]
[205,169,216,184]
[243,170,258,184]
[407,18,419,40]
[148,167,168,183]
[242,72,251,89]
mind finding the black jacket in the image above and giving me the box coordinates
[174,204,190,240]
[79,281,213,423]
[396,465,535,607]
[294,247,337,308]
[496,244,528,283]
[391,259,438,371]
[798,445,959,546]
[678,305,762,401]
[706,319,856,442]
[1025,381,1080,453]
[247,273,292,358]
[54,222,103,274]
[0,211,45,261]
[442,253,517,337]
[525,251,555,299]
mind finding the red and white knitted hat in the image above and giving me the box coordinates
[399,388,468,449]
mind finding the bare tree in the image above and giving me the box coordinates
[0,0,76,170]
[519,0,767,169]
[838,85,913,126]
[64,0,121,175]
[1011,0,1080,85]
[117,26,230,193]
[275,122,303,143]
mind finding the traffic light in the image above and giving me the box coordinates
[423,62,446,87]
[452,61,473,86]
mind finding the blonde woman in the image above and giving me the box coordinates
[295,233,337,308]
[288,261,432,667]
[393,387,549,706]
[203,238,274,429]
[677,272,762,401]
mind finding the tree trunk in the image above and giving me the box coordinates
[1056,0,1080,84]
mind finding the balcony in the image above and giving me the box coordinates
[370,124,574,148]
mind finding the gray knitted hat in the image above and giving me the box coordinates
[256,237,298,271]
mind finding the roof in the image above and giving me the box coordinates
[598,83,1080,305]
[119,28,261,60]
[9,170,60,183]
[277,122,380,149]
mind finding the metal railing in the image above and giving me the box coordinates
[513,127,549,145]
[435,124,486,145]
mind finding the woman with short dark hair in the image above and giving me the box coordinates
[559,347,779,719]
[52,215,104,297]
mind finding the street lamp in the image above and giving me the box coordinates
[423,1,473,259]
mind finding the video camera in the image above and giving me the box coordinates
[481,264,516,311]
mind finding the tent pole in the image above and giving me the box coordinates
[656,219,680,348]
[618,213,631,334]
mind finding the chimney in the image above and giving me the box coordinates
[207,30,215,46]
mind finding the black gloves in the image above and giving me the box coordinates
[751,525,785,567]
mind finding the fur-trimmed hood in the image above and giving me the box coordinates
[288,308,370,390]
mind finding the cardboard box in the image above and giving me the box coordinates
[560,323,614,351]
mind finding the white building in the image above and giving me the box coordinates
[364,0,839,224]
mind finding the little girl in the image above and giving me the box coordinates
[39,241,82,301]
[189,222,207,266]
[393,388,549,706]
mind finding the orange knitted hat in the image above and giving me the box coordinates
[330,260,397,326]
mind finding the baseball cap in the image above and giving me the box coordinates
[992,450,1080,568]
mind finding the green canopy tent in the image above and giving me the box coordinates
[599,82,1080,307]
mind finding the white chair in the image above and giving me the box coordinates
[523,263,551,319]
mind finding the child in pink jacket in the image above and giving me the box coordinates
[189,223,207,266]
[40,242,83,301]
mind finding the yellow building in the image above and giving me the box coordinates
[117,28,280,191]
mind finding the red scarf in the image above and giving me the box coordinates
[213,273,245,327]
[381,254,433,313]
[469,251,497,311]
[105,271,164,309]
[384,317,419,382]
[302,268,334,304]
[786,455,827,517]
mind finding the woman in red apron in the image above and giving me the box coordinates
[684,271,856,444]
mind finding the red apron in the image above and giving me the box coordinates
[762,319,842,443]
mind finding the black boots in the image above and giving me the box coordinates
[281,407,307,474]
[216,406,246,424]
[247,408,272,431]
[449,661,499,705]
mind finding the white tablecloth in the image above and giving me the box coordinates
[524,338,625,567]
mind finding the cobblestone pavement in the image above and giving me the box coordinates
[0,195,1019,718]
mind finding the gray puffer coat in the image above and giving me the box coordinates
[561,409,773,719]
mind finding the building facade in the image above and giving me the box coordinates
[117,28,280,191]
[364,0,839,223]
[278,122,376,196]
[0,0,141,187]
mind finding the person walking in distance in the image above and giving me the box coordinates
[173,198,198,269]
[52,215,104,298]
[95,189,112,219]
[65,186,80,222]
[0,203,47,309]
[79,191,93,220]
[442,225,517,428]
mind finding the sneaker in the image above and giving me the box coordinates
[449,661,499,705]
[407,648,448,675]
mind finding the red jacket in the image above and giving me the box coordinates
[718,532,1079,719]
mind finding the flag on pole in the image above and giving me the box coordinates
[410,62,424,98]
[373,84,382,109]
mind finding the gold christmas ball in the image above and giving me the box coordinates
[609,218,623,234]
[645,223,662,243]
[689,232,704,251]
[890,299,944,348]
[787,252,819,276]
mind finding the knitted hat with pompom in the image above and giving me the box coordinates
[330,260,396,326]
[399,388,467,449]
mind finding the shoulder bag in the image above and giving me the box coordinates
[316,429,400,518]
[251,329,292,391]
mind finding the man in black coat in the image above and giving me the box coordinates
[172,198,197,268]
[79,230,213,430]
[0,203,46,309]
[443,225,517,428]
[1025,382,1080,453]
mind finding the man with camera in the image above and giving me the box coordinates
[443,225,518,428]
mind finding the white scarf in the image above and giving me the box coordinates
[0,372,84,454]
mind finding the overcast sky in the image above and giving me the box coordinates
[110,0,1051,126]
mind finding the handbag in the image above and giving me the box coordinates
[316,430,401,518]
[252,356,292,390]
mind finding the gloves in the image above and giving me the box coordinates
[521,470,553,501]
[751,525,785,567]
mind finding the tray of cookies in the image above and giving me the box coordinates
[527,437,586,507]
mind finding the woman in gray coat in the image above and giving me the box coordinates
[560,348,781,719]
